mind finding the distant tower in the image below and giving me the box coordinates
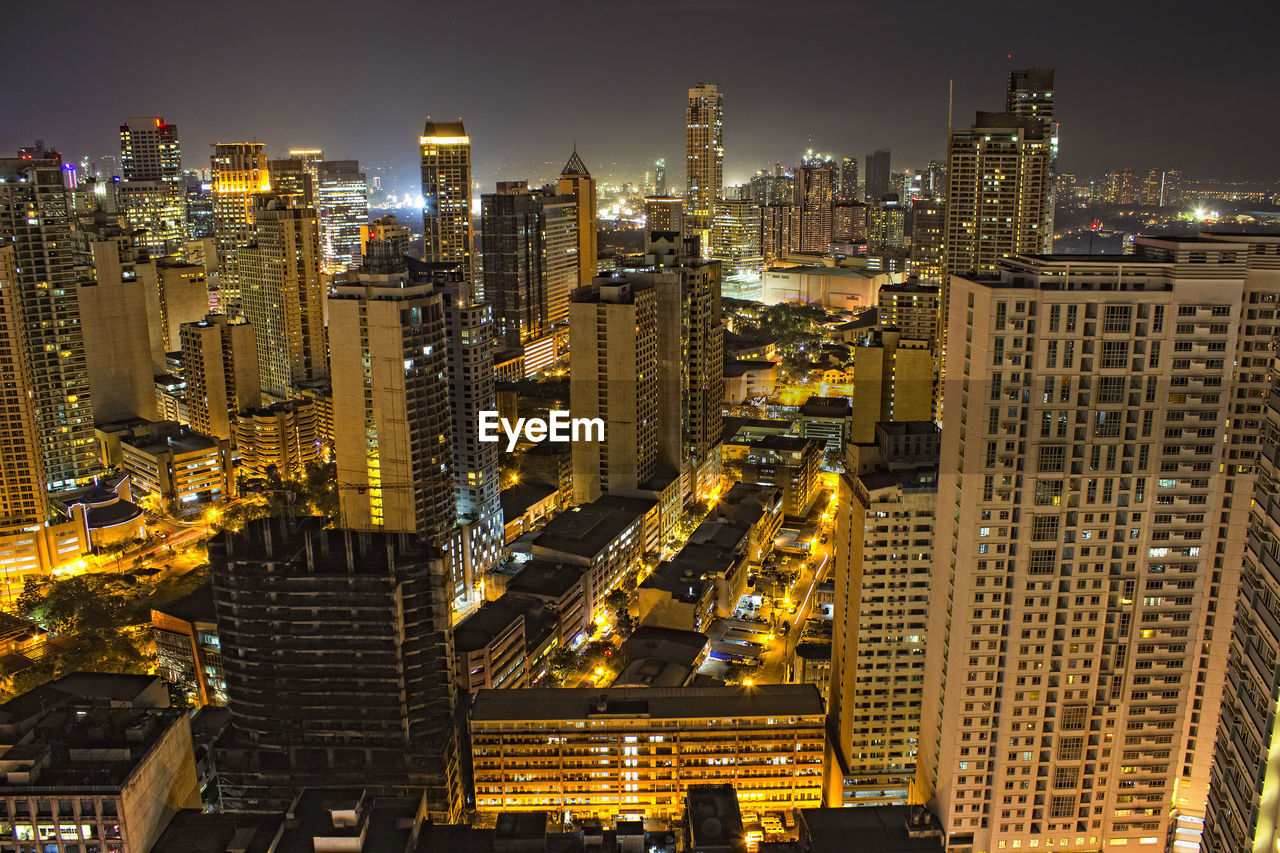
[685,83,724,246]
[118,116,184,255]
[654,158,668,195]
[557,149,598,288]
[210,142,270,312]
[419,120,475,284]
[314,160,369,274]
[792,163,835,252]
[1006,68,1057,250]
[863,148,891,202]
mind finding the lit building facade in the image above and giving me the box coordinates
[315,159,368,274]
[420,120,475,283]
[118,115,184,256]
[685,83,724,242]
[918,237,1280,852]
[179,314,261,444]
[210,142,270,311]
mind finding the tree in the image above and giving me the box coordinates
[603,589,630,624]
[546,646,578,686]
[12,576,46,618]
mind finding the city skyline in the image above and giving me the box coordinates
[6,1,1280,189]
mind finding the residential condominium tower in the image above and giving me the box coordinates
[685,83,724,243]
[917,235,1280,853]
[118,116,185,256]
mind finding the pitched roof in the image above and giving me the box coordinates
[561,149,590,177]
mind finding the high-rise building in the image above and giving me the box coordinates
[832,201,867,245]
[827,422,939,806]
[182,174,215,240]
[210,142,270,311]
[266,157,314,208]
[569,277,659,504]
[556,150,598,289]
[0,246,47,532]
[909,198,945,283]
[761,203,794,264]
[918,236,1280,852]
[0,147,98,488]
[363,213,412,258]
[118,116,185,256]
[315,159,369,274]
[838,156,860,202]
[179,314,261,443]
[76,225,159,423]
[1006,68,1057,253]
[686,83,724,242]
[867,196,905,251]
[846,330,934,443]
[209,515,459,819]
[328,243,456,545]
[645,196,684,236]
[654,158,667,195]
[792,163,835,252]
[420,120,475,283]
[710,197,762,279]
[941,110,1052,371]
[864,149,891,203]
[480,183,577,367]
[926,160,947,199]
[237,198,327,399]
[419,259,505,597]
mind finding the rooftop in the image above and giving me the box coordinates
[799,805,944,853]
[470,685,825,723]
[533,495,652,562]
[152,581,216,626]
[506,560,584,599]
[500,481,558,520]
[799,396,852,417]
[150,811,281,853]
[455,597,529,653]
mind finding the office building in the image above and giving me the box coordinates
[180,314,261,444]
[654,157,667,195]
[329,243,456,545]
[118,115,185,256]
[710,197,763,281]
[792,163,835,252]
[557,150,599,289]
[645,195,684,236]
[237,198,327,399]
[480,182,577,364]
[421,119,475,282]
[470,685,825,818]
[120,422,233,513]
[686,83,724,242]
[266,156,314,208]
[827,422,938,806]
[315,159,369,274]
[917,236,1280,852]
[209,516,459,819]
[210,142,270,310]
[0,674,201,853]
[151,581,226,706]
[865,149,891,202]
[183,174,215,240]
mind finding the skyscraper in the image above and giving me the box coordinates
[827,422,939,806]
[237,198,327,399]
[792,163,835,252]
[209,516,459,819]
[941,109,1052,372]
[328,243,456,545]
[315,159,369,274]
[654,158,667,195]
[210,142,270,311]
[710,197,762,279]
[685,83,724,243]
[480,183,577,365]
[1006,68,1057,254]
[179,314,261,444]
[918,237,1280,852]
[909,198,945,284]
[837,156,859,203]
[556,150,598,289]
[0,147,97,488]
[420,120,474,283]
[0,245,47,532]
[864,148,891,202]
[118,116,184,256]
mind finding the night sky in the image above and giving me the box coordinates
[3,0,1277,189]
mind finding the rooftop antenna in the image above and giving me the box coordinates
[947,79,953,131]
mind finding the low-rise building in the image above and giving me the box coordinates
[151,581,225,706]
[470,686,826,819]
[795,396,852,456]
[454,596,531,693]
[724,435,820,518]
[0,673,202,853]
[120,421,233,514]
[235,398,320,479]
[500,482,560,544]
